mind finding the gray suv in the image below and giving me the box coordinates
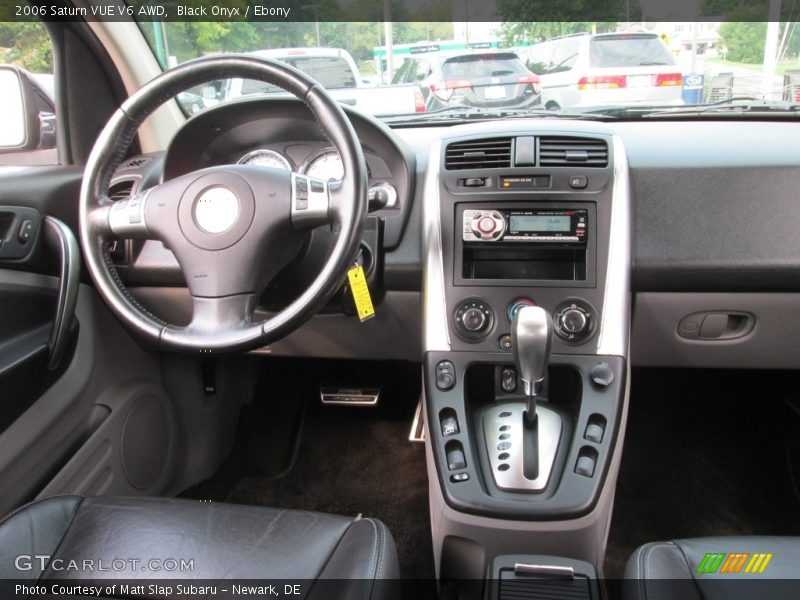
[392,51,542,111]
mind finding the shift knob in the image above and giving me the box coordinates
[511,306,553,398]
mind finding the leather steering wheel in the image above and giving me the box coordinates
[79,55,367,352]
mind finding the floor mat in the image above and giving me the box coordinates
[182,358,435,587]
[604,368,800,578]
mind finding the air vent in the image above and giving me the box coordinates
[119,157,151,170]
[108,179,135,201]
[445,137,512,170]
[539,137,608,168]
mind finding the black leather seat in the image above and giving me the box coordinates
[0,496,399,599]
[624,536,800,600]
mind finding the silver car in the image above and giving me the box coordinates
[520,32,684,110]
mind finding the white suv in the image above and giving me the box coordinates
[519,32,684,110]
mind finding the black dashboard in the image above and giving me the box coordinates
[162,98,416,249]
[102,98,800,366]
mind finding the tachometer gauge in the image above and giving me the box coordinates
[303,150,344,182]
[237,149,292,170]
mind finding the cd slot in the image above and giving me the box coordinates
[462,246,587,281]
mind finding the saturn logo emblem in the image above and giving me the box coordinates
[194,186,240,234]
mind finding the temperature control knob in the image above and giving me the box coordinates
[554,301,595,344]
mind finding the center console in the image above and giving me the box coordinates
[422,126,631,596]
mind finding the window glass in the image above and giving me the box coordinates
[589,34,676,68]
[549,38,581,73]
[0,21,58,166]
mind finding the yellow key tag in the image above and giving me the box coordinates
[347,265,375,323]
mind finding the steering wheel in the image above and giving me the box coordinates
[79,55,367,352]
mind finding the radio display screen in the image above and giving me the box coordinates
[509,215,571,233]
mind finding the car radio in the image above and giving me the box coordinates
[462,208,587,244]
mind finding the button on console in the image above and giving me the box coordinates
[501,368,517,393]
[435,360,456,391]
[498,334,513,352]
[569,175,588,189]
[575,455,596,477]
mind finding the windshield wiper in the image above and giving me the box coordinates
[383,105,615,125]
[642,97,800,117]
[576,97,800,119]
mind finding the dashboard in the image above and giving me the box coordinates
[107,98,800,368]
[160,98,414,250]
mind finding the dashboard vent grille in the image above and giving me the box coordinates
[539,137,608,168]
[108,179,135,201]
[445,137,512,170]
[120,157,151,170]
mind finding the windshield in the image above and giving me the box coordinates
[136,20,800,120]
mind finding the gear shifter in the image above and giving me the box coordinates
[511,306,553,428]
[511,306,553,481]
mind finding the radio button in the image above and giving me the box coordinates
[477,216,496,234]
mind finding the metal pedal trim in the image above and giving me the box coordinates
[409,399,425,442]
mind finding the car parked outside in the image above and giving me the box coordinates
[392,50,542,111]
[223,47,423,115]
[519,32,684,110]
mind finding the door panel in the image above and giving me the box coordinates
[0,167,176,513]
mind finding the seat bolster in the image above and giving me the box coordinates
[673,537,800,580]
[623,541,702,600]
[310,518,400,600]
[625,537,800,600]
[0,496,84,579]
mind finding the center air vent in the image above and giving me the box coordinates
[445,137,512,170]
[539,137,608,168]
[108,179,136,201]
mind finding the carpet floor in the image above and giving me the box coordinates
[604,367,800,578]
[182,358,435,592]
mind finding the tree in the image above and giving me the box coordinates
[500,21,614,45]
[719,22,768,63]
[497,0,638,23]
[0,22,52,73]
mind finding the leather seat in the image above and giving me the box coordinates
[624,536,800,600]
[0,496,399,599]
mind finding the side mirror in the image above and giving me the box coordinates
[0,65,56,154]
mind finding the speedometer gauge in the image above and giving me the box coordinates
[237,149,292,170]
[303,151,344,182]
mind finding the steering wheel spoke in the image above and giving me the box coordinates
[290,172,334,230]
[107,188,152,238]
[161,294,264,351]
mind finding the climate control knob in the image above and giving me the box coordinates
[560,308,588,334]
[454,298,495,342]
[553,301,595,344]
[462,307,488,331]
